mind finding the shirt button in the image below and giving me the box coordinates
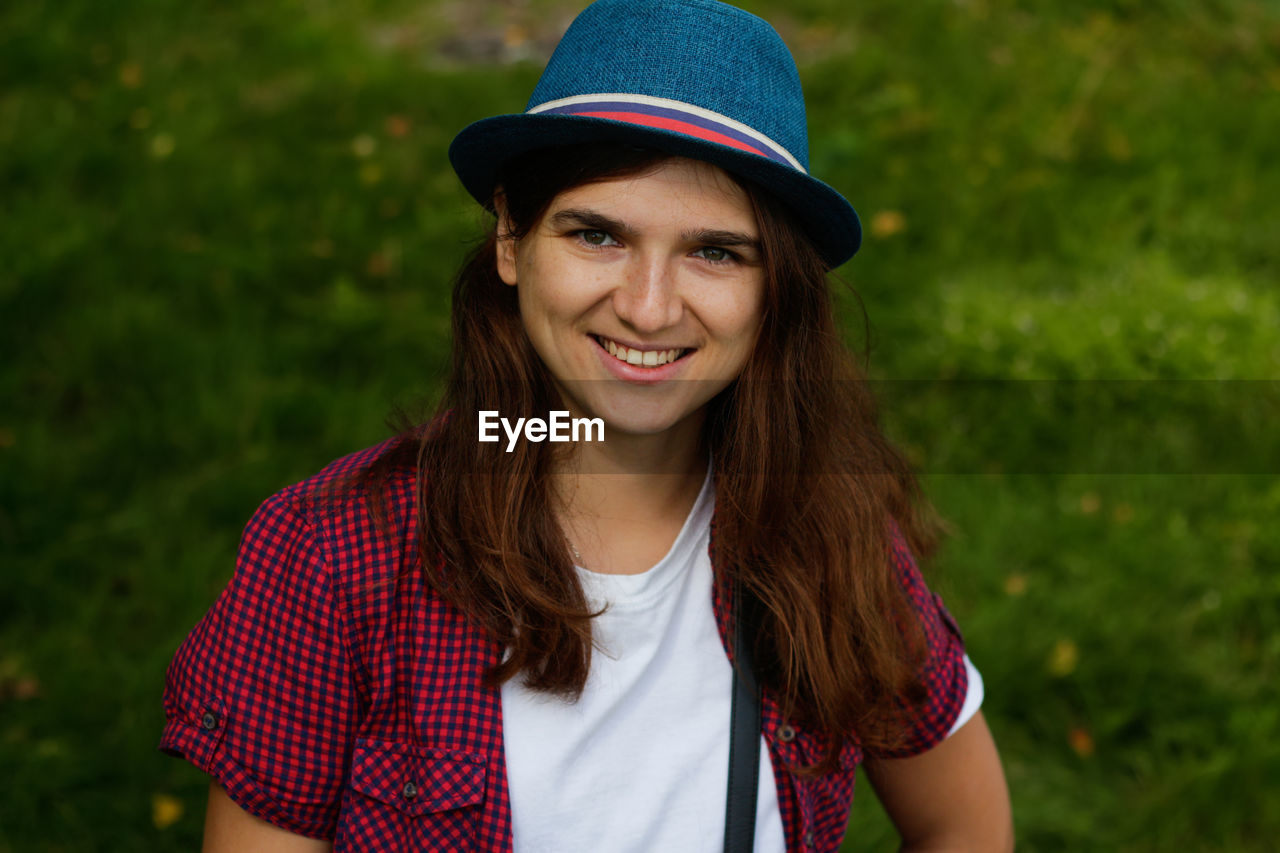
[777,724,796,743]
[804,830,815,847]
[402,781,419,800]
[200,712,221,731]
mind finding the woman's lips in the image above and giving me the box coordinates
[590,334,694,383]
[593,334,690,367]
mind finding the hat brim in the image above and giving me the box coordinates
[449,113,862,268]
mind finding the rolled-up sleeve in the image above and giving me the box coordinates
[160,491,356,839]
[866,524,970,759]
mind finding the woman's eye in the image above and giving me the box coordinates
[578,230,616,246]
[694,246,735,263]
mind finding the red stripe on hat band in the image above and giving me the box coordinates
[573,110,771,159]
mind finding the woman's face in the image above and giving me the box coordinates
[497,157,766,440]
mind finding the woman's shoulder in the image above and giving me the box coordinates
[161,432,429,837]
[242,433,423,589]
[268,433,418,523]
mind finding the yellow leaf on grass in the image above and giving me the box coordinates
[351,133,377,159]
[150,133,175,159]
[119,62,143,88]
[870,209,907,239]
[1003,573,1028,596]
[152,793,184,829]
[1068,727,1095,757]
[366,252,392,278]
[1048,638,1078,677]
[385,114,411,138]
[503,24,530,48]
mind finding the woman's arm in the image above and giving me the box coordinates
[863,711,1014,852]
[203,782,333,853]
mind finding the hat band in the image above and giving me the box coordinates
[527,93,805,173]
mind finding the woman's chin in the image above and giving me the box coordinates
[582,402,706,444]
[553,378,724,447]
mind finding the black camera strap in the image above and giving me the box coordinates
[724,590,761,853]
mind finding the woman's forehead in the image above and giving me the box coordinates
[547,157,755,231]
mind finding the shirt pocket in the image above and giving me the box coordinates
[337,738,488,851]
[780,726,861,852]
[775,721,862,775]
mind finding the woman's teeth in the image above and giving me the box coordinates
[597,336,686,367]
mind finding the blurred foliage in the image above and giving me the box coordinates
[2,0,1278,849]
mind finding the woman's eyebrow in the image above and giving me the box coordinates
[547,208,634,237]
[683,229,760,251]
[547,209,759,252]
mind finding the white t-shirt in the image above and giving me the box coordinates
[501,471,982,852]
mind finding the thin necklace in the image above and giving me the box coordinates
[569,540,584,565]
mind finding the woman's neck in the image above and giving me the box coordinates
[552,416,709,575]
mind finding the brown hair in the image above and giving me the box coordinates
[364,144,939,773]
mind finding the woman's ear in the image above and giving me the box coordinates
[493,191,518,287]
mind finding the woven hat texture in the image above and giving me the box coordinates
[449,0,862,266]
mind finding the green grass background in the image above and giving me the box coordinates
[3,0,1279,849]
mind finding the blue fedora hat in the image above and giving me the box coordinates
[449,0,862,267]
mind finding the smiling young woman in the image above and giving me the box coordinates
[161,2,1012,851]
[496,158,766,440]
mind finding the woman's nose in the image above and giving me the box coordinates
[611,255,683,334]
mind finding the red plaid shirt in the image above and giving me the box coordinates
[161,438,968,851]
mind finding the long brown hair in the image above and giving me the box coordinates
[363,144,940,773]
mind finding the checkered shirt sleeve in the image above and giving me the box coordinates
[160,490,357,839]
[865,523,970,759]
